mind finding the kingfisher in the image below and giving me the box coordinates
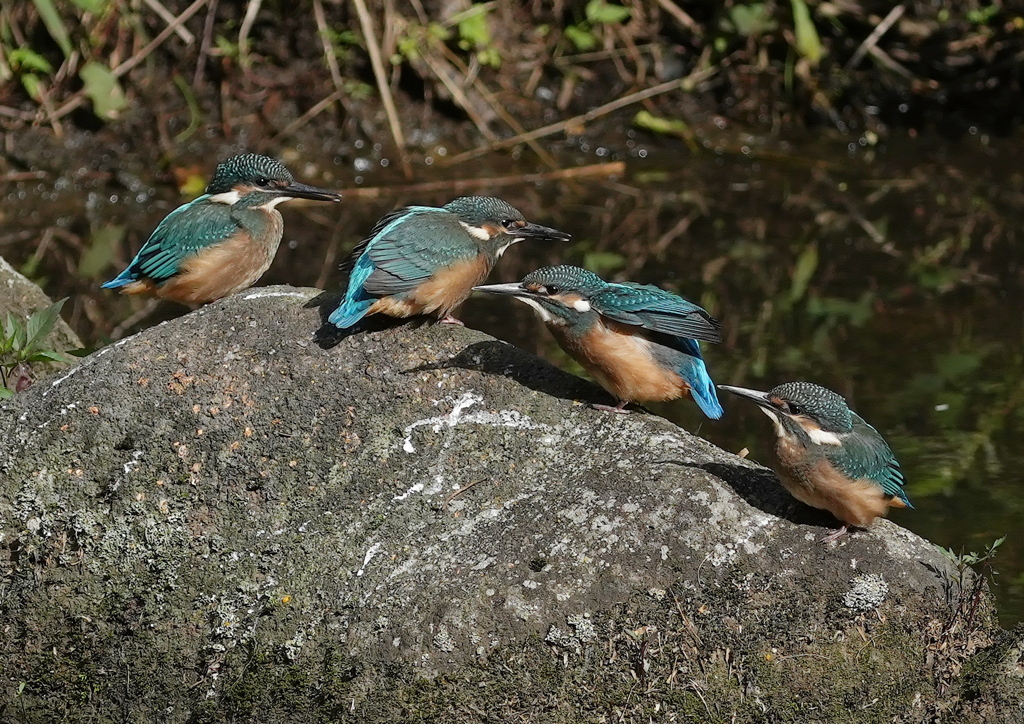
[328,196,570,329]
[475,265,723,418]
[102,153,341,304]
[718,381,912,542]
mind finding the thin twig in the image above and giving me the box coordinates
[142,0,195,44]
[335,161,624,199]
[237,0,263,70]
[193,0,219,88]
[652,0,700,35]
[437,44,559,169]
[51,0,208,122]
[845,5,905,72]
[351,0,413,179]
[276,89,344,139]
[442,73,713,166]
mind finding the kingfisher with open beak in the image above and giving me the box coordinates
[329,196,570,330]
[718,381,912,542]
[475,265,723,418]
[103,153,341,304]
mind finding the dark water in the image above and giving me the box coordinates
[4,130,1023,625]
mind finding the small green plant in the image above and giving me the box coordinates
[940,536,1005,632]
[0,298,70,398]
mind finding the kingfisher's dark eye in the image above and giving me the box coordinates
[786,402,803,415]
[501,219,519,229]
[544,285,560,295]
[255,176,270,186]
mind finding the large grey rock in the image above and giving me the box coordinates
[0,286,1021,722]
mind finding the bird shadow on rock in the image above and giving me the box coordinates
[406,339,611,406]
[305,291,422,349]
[669,459,837,531]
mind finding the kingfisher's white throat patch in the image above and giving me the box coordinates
[571,299,592,312]
[257,195,293,210]
[208,190,242,205]
[460,221,492,241]
[518,297,561,325]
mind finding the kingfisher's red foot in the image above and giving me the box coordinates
[439,314,465,326]
[591,400,631,414]
[820,525,850,544]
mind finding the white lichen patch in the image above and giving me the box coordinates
[843,574,889,611]
[400,391,553,453]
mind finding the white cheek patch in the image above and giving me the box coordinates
[208,190,242,205]
[571,299,592,312]
[805,427,842,446]
[518,297,562,325]
[459,221,492,241]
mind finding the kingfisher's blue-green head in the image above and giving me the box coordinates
[206,153,342,207]
[443,196,571,254]
[718,381,854,446]
[474,265,606,329]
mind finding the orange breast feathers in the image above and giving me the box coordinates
[368,254,491,319]
[154,227,279,304]
[774,436,900,528]
[555,318,689,403]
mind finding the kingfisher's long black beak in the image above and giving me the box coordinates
[473,282,533,298]
[717,384,773,410]
[509,223,571,243]
[279,181,343,202]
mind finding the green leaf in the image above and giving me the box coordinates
[79,62,127,120]
[728,4,778,37]
[458,6,491,49]
[25,350,69,364]
[79,224,125,278]
[7,48,53,74]
[30,0,73,57]
[0,387,13,400]
[24,298,66,350]
[565,24,598,51]
[790,0,822,63]
[586,0,631,25]
[789,243,818,303]
[70,0,108,11]
[634,110,689,136]
[20,74,44,101]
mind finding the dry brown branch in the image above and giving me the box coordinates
[142,0,195,44]
[652,0,700,35]
[335,161,624,199]
[351,0,413,179]
[845,5,905,71]
[50,0,209,122]
[238,0,264,69]
[442,68,717,167]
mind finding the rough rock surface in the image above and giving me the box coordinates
[0,286,1021,723]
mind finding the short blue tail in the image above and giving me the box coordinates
[677,351,723,420]
[328,298,375,329]
[330,252,377,329]
[101,267,138,289]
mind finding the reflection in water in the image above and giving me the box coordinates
[4,134,1023,624]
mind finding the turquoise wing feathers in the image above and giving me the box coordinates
[830,415,912,507]
[330,207,476,328]
[589,282,723,419]
[590,282,722,344]
[102,197,240,287]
